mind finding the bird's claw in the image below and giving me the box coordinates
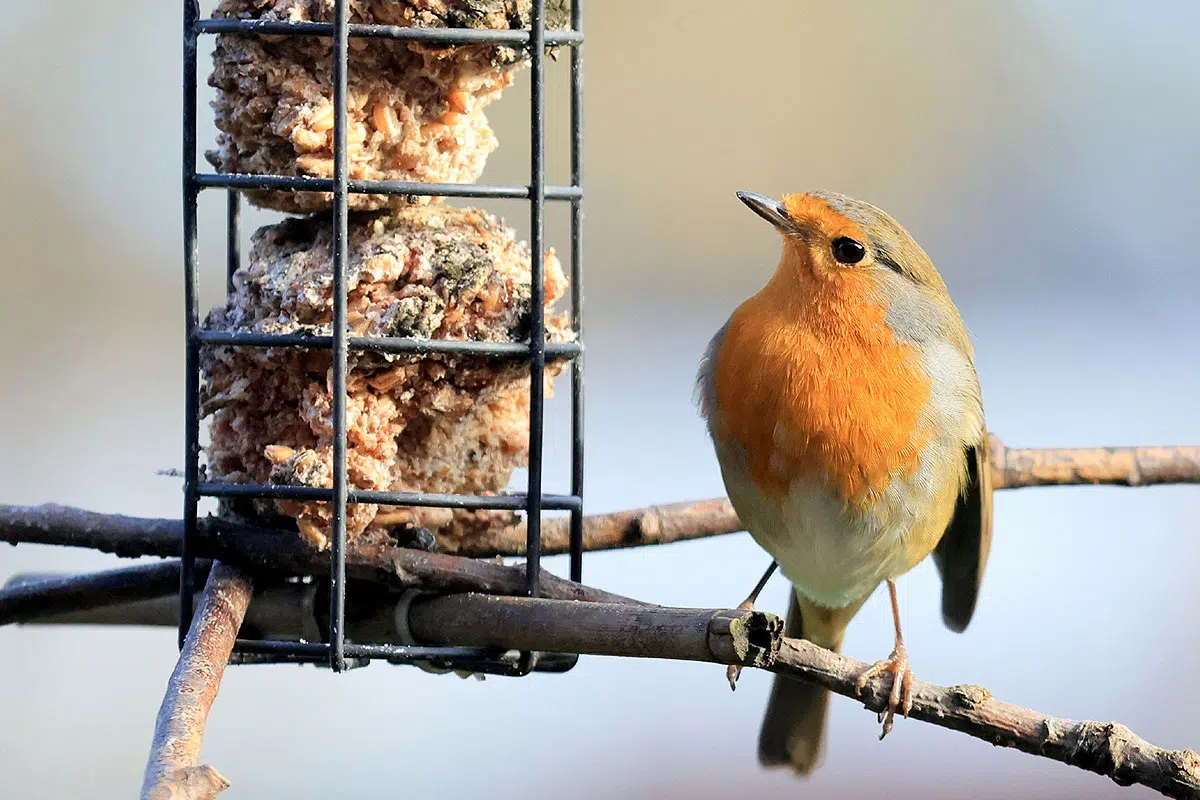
[855,643,914,739]
[724,597,759,691]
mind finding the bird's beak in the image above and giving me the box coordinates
[736,191,794,232]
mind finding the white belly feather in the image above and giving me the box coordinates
[715,441,915,607]
[714,433,968,609]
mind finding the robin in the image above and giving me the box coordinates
[696,190,992,773]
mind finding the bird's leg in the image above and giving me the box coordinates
[854,579,915,739]
[726,561,778,690]
[734,561,778,613]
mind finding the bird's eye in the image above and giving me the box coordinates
[831,237,866,265]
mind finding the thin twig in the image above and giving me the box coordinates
[463,497,741,556]
[460,438,1200,555]
[140,562,252,800]
[298,591,1200,799]
[4,439,1198,564]
[989,439,1200,489]
[0,560,209,626]
[397,593,1200,798]
[10,568,1200,796]
[0,505,636,604]
[406,594,779,666]
[3,438,1198,795]
[774,637,1200,800]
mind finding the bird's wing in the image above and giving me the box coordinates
[931,431,993,633]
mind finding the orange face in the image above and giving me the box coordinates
[779,193,878,279]
[713,194,931,506]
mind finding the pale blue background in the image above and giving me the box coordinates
[2,2,1199,797]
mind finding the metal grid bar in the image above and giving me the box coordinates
[568,0,585,584]
[194,172,582,199]
[195,330,582,359]
[179,0,202,649]
[236,640,494,661]
[231,640,579,674]
[524,0,547,600]
[195,18,582,46]
[225,191,240,290]
[196,482,582,511]
[327,0,351,673]
[181,0,584,672]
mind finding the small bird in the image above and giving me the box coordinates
[696,190,992,774]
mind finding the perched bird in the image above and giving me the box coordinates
[696,190,992,774]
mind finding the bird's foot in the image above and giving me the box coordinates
[855,643,914,739]
[725,597,758,690]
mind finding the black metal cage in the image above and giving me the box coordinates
[180,0,584,674]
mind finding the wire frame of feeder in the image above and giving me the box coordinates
[179,0,585,675]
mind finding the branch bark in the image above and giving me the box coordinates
[365,593,1200,799]
[459,438,1200,555]
[407,594,778,666]
[140,562,252,800]
[5,439,1198,565]
[774,637,1200,800]
[989,440,1200,489]
[3,438,1200,796]
[0,560,210,626]
[0,505,636,604]
[10,571,1200,797]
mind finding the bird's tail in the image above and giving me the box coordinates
[758,590,852,774]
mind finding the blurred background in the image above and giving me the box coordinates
[2,1,1199,797]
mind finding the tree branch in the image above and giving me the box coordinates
[406,594,778,666]
[10,571,1200,797]
[3,437,1199,796]
[988,440,1200,489]
[4,440,1198,565]
[140,562,251,800]
[458,438,1200,555]
[305,591,1200,799]
[774,637,1200,799]
[377,593,1200,799]
[0,505,636,604]
[462,497,740,556]
[0,560,210,626]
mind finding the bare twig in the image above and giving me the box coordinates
[989,440,1200,489]
[407,594,779,666]
[0,505,185,558]
[3,438,1199,795]
[774,637,1200,800]
[397,594,1200,798]
[10,569,1199,797]
[140,562,252,800]
[343,592,1200,799]
[5,439,1198,565]
[0,560,209,626]
[459,438,1200,555]
[461,497,739,556]
[0,505,636,604]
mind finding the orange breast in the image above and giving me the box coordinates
[713,269,931,507]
